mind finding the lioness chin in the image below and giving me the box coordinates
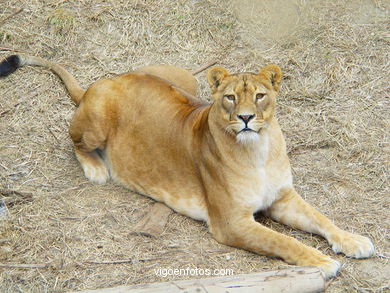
[0,55,374,279]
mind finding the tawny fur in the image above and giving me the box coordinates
[0,55,375,279]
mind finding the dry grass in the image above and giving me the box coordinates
[0,0,389,292]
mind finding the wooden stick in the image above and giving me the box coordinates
[0,8,24,26]
[132,202,173,238]
[0,263,46,269]
[75,266,326,293]
[191,60,217,75]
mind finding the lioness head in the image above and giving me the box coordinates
[207,65,282,144]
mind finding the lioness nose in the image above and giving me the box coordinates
[238,114,255,123]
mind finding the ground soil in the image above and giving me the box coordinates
[0,0,389,292]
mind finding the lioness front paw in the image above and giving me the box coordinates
[331,232,375,259]
[82,163,109,184]
[298,253,341,279]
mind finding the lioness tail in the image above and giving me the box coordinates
[0,55,85,105]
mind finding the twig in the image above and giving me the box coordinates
[0,102,21,117]
[0,87,43,117]
[84,257,162,265]
[325,277,336,290]
[84,260,134,265]
[0,188,33,197]
[0,263,46,269]
[0,8,24,26]
[44,123,61,144]
[191,60,217,75]
[0,188,33,206]
[0,46,29,54]
[207,29,215,40]
[377,253,390,259]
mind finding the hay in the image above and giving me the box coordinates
[0,0,389,292]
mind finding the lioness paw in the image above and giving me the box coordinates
[298,253,341,279]
[318,258,341,279]
[316,257,341,279]
[331,232,375,259]
[82,164,109,184]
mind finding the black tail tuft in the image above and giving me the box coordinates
[0,55,21,77]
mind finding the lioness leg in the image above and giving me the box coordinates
[69,110,109,184]
[210,215,340,279]
[267,188,374,258]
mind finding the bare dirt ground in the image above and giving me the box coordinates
[0,0,389,292]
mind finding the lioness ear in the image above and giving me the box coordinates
[207,67,230,90]
[259,65,282,92]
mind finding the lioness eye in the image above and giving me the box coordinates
[256,93,265,100]
[224,95,235,101]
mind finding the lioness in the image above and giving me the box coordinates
[0,55,374,278]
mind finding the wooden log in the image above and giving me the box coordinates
[132,202,173,238]
[75,266,326,293]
